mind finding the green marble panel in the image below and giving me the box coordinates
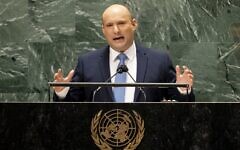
[27,0,76,42]
[0,0,35,43]
[0,43,28,92]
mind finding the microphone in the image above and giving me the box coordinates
[121,65,147,102]
[117,64,128,73]
[92,65,125,102]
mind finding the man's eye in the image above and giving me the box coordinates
[106,24,113,27]
[118,22,126,25]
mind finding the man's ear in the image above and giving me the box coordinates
[131,18,138,31]
[102,24,105,35]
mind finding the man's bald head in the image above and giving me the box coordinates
[102,4,133,25]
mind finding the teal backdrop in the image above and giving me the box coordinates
[0,0,239,102]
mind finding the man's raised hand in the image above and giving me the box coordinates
[53,69,74,93]
[176,65,194,91]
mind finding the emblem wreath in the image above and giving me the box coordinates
[91,110,145,150]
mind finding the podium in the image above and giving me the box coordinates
[0,103,239,149]
[48,82,190,102]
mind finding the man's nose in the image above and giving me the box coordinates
[113,25,120,34]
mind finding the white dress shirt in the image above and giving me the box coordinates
[109,42,137,102]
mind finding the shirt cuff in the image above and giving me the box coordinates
[177,87,191,95]
[55,87,70,99]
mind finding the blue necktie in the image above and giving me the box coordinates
[113,53,128,102]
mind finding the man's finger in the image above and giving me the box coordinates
[188,74,194,79]
[182,65,188,70]
[54,73,58,79]
[65,70,75,82]
[54,73,61,80]
[183,69,192,74]
[57,68,62,74]
[54,68,63,80]
[175,65,181,77]
[182,66,193,75]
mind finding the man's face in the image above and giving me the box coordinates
[102,6,137,52]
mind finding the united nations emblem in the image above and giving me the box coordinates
[91,109,145,150]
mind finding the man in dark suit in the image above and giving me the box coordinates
[53,4,194,102]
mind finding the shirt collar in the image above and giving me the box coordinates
[109,41,136,62]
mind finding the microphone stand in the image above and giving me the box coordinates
[92,70,121,102]
[120,65,147,102]
[125,71,147,102]
[92,65,133,102]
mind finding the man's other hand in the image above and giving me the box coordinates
[53,69,74,93]
[176,65,194,91]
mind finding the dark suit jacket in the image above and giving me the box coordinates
[54,44,195,102]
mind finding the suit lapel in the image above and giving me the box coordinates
[97,45,148,102]
[98,46,114,102]
[134,45,148,102]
